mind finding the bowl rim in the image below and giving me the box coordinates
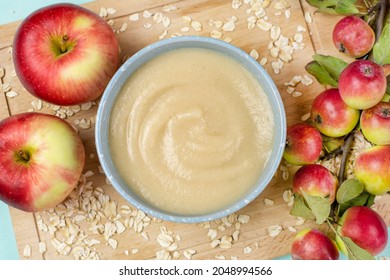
[95,36,286,223]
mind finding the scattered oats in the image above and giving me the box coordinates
[107,19,115,25]
[38,242,46,254]
[301,75,314,86]
[275,12,282,16]
[270,47,279,58]
[301,112,311,121]
[108,238,118,249]
[259,57,268,65]
[153,12,163,24]
[304,12,313,23]
[141,232,149,240]
[286,86,295,94]
[106,8,116,15]
[283,189,294,206]
[143,10,153,18]
[6,90,18,98]
[215,255,226,260]
[220,235,233,249]
[285,9,291,18]
[162,4,178,12]
[156,249,171,260]
[131,248,139,254]
[288,226,297,233]
[270,25,281,41]
[143,22,152,29]
[292,91,303,97]
[267,225,283,237]
[274,1,286,9]
[182,15,192,24]
[238,214,250,224]
[129,13,140,21]
[162,16,171,28]
[224,37,233,43]
[119,22,128,33]
[297,25,307,32]
[31,100,43,111]
[232,0,243,9]
[257,19,273,31]
[173,251,181,259]
[232,230,240,241]
[210,239,220,248]
[81,102,93,111]
[183,249,196,260]
[99,7,108,18]
[218,225,226,232]
[23,245,32,258]
[2,83,11,93]
[271,59,284,74]
[222,19,236,32]
[279,50,292,62]
[264,198,275,206]
[115,220,126,234]
[79,119,91,129]
[249,49,259,60]
[207,229,218,240]
[84,170,95,177]
[296,217,306,226]
[180,26,190,33]
[210,30,223,39]
[294,33,303,43]
[191,21,202,32]
[235,222,241,230]
[124,249,129,256]
[243,246,252,254]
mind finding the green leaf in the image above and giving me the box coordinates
[339,236,375,260]
[290,194,315,220]
[305,61,339,87]
[365,194,376,208]
[306,0,361,15]
[337,192,369,216]
[373,24,390,65]
[313,54,349,80]
[302,192,331,224]
[335,1,360,14]
[336,179,364,204]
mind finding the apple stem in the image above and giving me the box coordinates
[59,35,69,54]
[18,150,30,162]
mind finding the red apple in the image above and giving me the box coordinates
[293,164,338,203]
[354,145,390,195]
[291,228,339,260]
[311,88,360,137]
[336,206,388,256]
[332,15,375,58]
[283,123,322,165]
[13,3,120,106]
[360,102,390,145]
[339,60,386,110]
[0,113,85,212]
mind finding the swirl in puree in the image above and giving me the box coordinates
[109,48,274,215]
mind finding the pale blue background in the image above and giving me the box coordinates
[0,0,389,261]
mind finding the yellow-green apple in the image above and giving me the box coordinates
[311,88,360,137]
[13,3,120,106]
[332,15,375,58]
[283,123,322,165]
[360,102,390,145]
[291,228,339,260]
[336,206,388,256]
[293,164,338,203]
[0,113,85,212]
[354,145,390,195]
[339,60,386,110]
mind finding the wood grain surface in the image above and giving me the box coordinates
[0,0,389,260]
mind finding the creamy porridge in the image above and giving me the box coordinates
[109,47,274,215]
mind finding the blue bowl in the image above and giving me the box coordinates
[95,36,286,223]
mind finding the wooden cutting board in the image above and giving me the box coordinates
[1,0,389,260]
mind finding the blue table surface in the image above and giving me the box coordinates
[0,0,389,261]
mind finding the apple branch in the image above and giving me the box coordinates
[338,131,355,185]
[374,0,389,42]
